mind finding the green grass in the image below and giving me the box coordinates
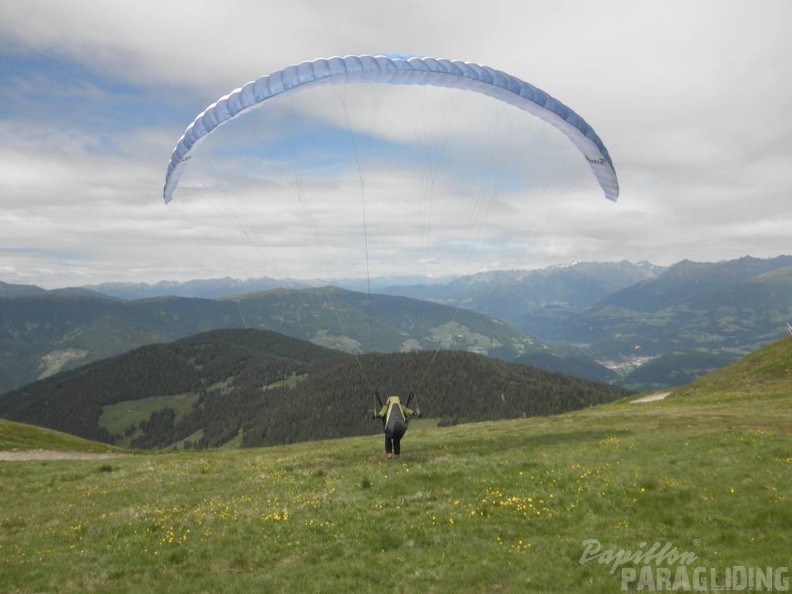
[0,418,117,453]
[99,393,200,447]
[265,373,306,390]
[1,340,791,593]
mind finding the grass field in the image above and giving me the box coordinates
[0,418,118,454]
[1,340,790,593]
[99,393,201,448]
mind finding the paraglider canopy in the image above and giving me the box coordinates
[163,55,618,204]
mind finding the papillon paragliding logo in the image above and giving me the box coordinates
[579,539,790,592]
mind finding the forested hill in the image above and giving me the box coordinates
[0,329,630,450]
[0,286,564,394]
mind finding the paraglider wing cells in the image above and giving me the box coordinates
[163,55,618,204]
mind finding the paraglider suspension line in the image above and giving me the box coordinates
[339,91,377,350]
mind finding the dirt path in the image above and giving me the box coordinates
[631,392,671,404]
[0,450,131,462]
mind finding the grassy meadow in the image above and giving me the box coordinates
[1,340,790,593]
[0,418,118,454]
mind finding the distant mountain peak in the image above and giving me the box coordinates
[0,281,48,298]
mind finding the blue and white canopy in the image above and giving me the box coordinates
[164,55,618,203]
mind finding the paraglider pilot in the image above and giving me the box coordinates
[372,393,419,459]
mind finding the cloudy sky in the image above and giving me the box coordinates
[1,0,790,289]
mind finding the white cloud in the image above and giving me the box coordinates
[0,0,791,287]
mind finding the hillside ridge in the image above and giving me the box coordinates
[0,328,629,450]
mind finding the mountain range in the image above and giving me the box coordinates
[0,328,629,449]
[2,255,791,394]
[0,286,566,394]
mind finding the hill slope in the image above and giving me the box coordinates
[672,332,792,404]
[0,287,587,394]
[0,340,788,593]
[0,329,629,449]
[0,417,120,454]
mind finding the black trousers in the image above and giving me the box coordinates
[384,435,402,455]
[384,411,407,456]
